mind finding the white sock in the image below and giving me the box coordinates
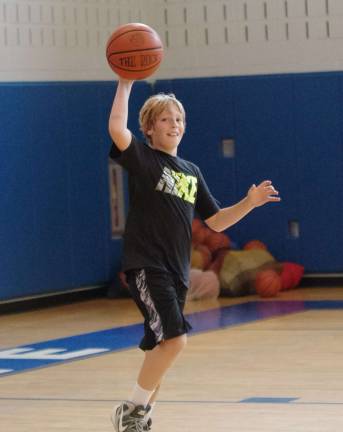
[130,382,154,408]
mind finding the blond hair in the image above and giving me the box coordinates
[139,93,186,142]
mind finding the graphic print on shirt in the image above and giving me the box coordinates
[155,167,197,204]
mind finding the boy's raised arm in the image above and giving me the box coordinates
[108,78,134,152]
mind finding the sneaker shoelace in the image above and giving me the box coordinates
[125,416,146,432]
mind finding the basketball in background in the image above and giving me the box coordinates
[255,269,282,298]
[243,239,267,251]
[280,262,305,290]
[204,231,230,253]
[106,23,163,80]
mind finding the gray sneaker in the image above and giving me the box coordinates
[111,401,150,432]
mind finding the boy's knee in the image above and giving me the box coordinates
[162,334,187,353]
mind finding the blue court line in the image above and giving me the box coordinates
[240,397,299,403]
[1,300,342,377]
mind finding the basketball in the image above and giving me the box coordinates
[255,269,281,298]
[280,262,305,290]
[106,23,164,80]
[204,231,230,253]
[200,226,212,244]
[192,218,203,236]
[243,239,268,251]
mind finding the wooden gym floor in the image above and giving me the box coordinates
[1,286,343,431]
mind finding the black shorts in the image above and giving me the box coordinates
[126,268,192,351]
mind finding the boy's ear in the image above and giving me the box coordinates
[146,129,153,136]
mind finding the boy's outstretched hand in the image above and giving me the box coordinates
[247,180,281,208]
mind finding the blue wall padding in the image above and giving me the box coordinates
[293,75,343,271]
[232,75,299,262]
[1,72,342,301]
[0,81,151,301]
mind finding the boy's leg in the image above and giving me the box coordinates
[137,336,186,430]
[137,334,187,390]
[111,269,189,431]
[112,336,186,431]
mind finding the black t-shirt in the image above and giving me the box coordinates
[109,134,220,286]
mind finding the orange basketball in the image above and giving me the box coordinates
[204,231,230,253]
[280,262,304,290]
[192,225,211,246]
[243,239,268,251]
[106,23,163,80]
[192,219,203,236]
[255,269,281,298]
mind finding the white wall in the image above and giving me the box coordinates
[1,0,343,81]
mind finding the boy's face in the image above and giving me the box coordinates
[147,104,185,156]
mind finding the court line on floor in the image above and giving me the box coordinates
[1,396,343,406]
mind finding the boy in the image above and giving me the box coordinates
[109,78,281,432]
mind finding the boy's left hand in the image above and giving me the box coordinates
[247,180,281,208]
